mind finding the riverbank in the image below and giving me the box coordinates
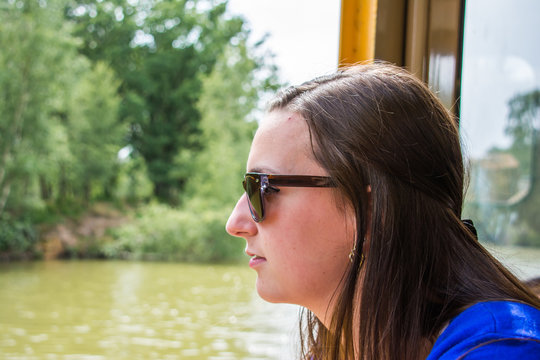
[39,203,129,260]
[3,202,539,270]
[1,202,243,263]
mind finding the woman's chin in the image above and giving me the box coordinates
[256,280,288,304]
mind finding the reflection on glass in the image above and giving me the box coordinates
[460,0,540,247]
[427,0,461,110]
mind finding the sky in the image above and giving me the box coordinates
[226,0,341,86]
[460,0,540,158]
[225,0,540,161]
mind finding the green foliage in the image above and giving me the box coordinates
[0,0,124,214]
[29,57,123,208]
[0,214,39,258]
[62,235,109,259]
[102,37,280,262]
[466,89,540,247]
[507,90,540,246]
[0,0,76,213]
[114,152,154,204]
[0,0,280,262]
[507,90,540,145]
[103,203,243,262]
[180,40,265,207]
[67,61,124,201]
[67,0,248,202]
[100,33,280,262]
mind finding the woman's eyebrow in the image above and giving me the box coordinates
[247,166,279,174]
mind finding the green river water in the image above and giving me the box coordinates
[0,261,298,360]
[0,245,539,359]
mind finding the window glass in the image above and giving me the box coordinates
[460,0,540,277]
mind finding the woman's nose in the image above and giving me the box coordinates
[226,193,258,238]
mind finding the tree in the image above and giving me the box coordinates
[180,34,279,208]
[103,36,281,262]
[506,89,540,246]
[67,0,247,202]
[68,62,123,202]
[464,90,540,245]
[0,0,124,215]
[0,0,75,214]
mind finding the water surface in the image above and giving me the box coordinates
[0,261,298,360]
[1,245,538,359]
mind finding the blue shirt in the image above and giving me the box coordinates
[427,301,540,359]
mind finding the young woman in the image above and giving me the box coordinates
[226,64,540,359]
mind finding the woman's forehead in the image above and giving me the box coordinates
[254,110,308,146]
[247,110,321,175]
[259,109,304,130]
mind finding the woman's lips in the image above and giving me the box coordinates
[246,250,266,268]
[249,255,267,268]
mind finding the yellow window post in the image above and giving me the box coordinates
[339,0,378,66]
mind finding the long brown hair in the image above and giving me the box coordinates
[267,63,540,360]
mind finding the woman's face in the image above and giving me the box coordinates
[226,110,355,320]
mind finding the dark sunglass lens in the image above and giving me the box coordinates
[244,174,264,221]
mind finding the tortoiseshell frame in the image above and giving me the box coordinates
[242,172,335,222]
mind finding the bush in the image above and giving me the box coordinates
[103,203,243,262]
[0,214,40,259]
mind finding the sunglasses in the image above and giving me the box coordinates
[242,172,335,222]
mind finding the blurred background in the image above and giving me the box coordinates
[0,0,539,359]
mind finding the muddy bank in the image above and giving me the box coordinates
[40,204,129,260]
